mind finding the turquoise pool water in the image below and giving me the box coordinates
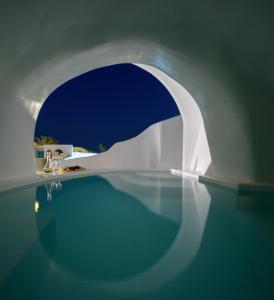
[0,171,274,299]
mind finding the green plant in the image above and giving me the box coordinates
[35,136,59,145]
[98,143,107,153]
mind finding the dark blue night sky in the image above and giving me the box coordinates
[35,64,180,152]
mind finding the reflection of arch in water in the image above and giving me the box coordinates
[98,176,211,294]
[35,175,180,280]
[100,171,183,224]
[35,174,211,295]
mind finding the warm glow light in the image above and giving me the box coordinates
[34,201,40,213]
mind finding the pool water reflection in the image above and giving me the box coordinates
[0,171,274,299]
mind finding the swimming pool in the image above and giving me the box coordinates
[0,171,274,299]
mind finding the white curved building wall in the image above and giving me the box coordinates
[0,1,273,184]
[137,64,211,175]
[59,62,211,176]
[0,41,253,183]
[63,116,183,171]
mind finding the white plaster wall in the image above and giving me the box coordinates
[137,64,211,175]
[0,40,253,183]
[0,1,273,183]
[158,116,183,169]
[0,41,253,183]
[43,145,73,158]
[62,116,183,171]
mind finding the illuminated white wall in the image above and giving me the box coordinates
[0,41,253,183]
[61,116,183,171]
[137,64,211,175]
[1,0,270,183]
[58,63,211,176]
